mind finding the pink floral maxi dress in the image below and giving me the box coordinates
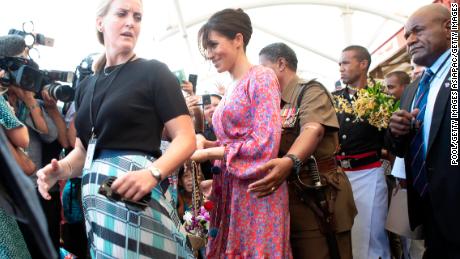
[208,65,292,258]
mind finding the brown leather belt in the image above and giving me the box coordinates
[287,157,338,183]
[305,157,337,173]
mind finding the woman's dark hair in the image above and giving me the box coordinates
[198,8,252,58]
[178,166,185,179]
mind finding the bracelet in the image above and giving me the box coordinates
[28,103,40,110]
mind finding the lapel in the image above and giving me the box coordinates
[427,72,451,154]
[401,77,420,110]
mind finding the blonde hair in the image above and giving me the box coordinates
[93,0,114,73]
[93,0,143,73]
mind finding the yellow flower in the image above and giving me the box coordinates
[333,95,353,114]
[334,80,399,130]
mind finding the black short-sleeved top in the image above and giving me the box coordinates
[74,58,189,155]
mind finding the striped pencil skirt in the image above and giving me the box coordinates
[81,150,193,259]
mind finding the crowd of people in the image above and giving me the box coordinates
[0,0,457,258]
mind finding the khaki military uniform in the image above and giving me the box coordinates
[279,76,357,259]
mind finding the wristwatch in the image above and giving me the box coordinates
[148,166,162,182]
[284,154,303,175]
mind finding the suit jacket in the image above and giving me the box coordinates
[388,71,460,245]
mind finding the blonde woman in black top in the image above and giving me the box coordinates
[37,0,196,257]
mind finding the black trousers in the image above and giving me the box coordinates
[422,195,460,259]
[61,221,89,258]
[18,188,61,259]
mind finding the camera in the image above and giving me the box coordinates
[41,70,75,102]
[188,74,198,93]
[0,56,75,102]
[42,83,74,103]
[0,57,42,91]
[201,94,211,106]
[1,29,73,103]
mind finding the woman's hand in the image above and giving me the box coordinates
[110,169,158,202]
[181,81,194,96]
[191,146,225,162]
[196,134,218,149]
[196,133,207,149]
[190,149,210,162]
[37,159,69,200]
[185,95,200,111]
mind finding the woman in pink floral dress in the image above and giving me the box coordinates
[191,8,292,259]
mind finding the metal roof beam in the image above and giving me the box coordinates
[341,6,353,46]
[172,0,195,66]
[159,0,406,41]
[253,22,338,63]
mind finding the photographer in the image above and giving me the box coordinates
[196,93,221,180]
[7,85,62,257]
[0,70,32,258]
[2,47,61,257]
[202,94,221,141]
[7,86,49,134]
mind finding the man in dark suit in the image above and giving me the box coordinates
[388,4,458,258]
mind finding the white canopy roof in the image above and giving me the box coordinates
[1,0,433,92]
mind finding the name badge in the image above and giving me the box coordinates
[84,138,97,170]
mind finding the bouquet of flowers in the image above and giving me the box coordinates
[182,161,215,252]
[334,80,400,130]
[183,200,214,251]
[183,200,213,238]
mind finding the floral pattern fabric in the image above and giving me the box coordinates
[208,65,292,258]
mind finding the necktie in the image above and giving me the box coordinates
[409,69,434,197]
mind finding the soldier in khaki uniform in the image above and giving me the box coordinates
[249,43,357,258]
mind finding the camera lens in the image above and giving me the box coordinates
[45,83,75,102]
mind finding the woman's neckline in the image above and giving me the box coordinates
[103,56,139,76]
[103,63,123,76]
[230,64,254,83]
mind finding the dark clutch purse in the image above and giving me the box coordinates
[98,176,151,211]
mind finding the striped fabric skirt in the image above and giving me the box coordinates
[81,150,193,259]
